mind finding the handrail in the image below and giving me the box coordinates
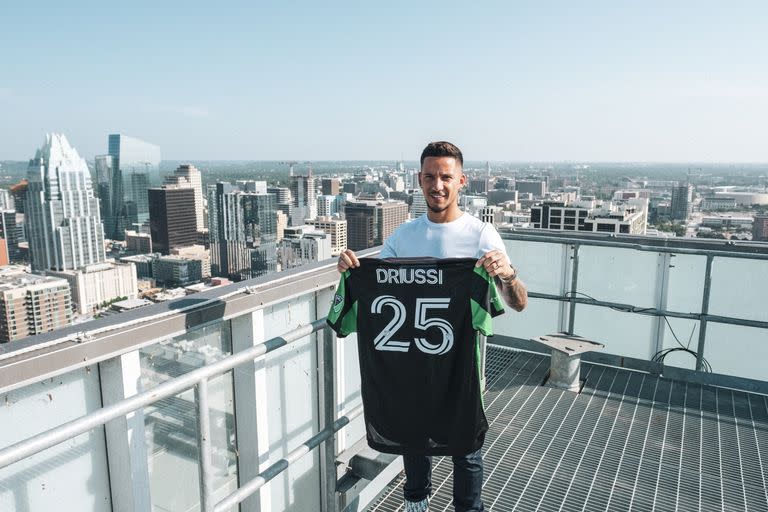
[527,291,768,330]
[0,319,327,470]
[500,230,768,260]
[214,405,364,512]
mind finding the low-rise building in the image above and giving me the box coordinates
[170,245,211,279]
[700,215,753,229]
[0,268,72,343]
[278,226,332,270]
[152,256,203,287]
[700,196,737,211]
[119,254,159,279]
[49,262,138,315]
[306,216,347,256]
[125,230,153,254]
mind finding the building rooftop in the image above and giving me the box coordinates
[368,345,768,511]
[0,233,766,511]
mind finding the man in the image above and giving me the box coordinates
[337,141,527,512]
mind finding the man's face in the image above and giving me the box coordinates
[418,156,466,217]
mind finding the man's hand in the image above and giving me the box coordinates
[476,250,514,280]
[337,249,360,273]
[477,250,528,312]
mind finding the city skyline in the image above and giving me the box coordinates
[2,2,768,162]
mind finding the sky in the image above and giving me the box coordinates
[2,1,768,162]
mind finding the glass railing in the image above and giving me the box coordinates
[500,230,768,384]
[0,232,766,511]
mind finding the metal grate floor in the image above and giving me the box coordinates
[366,346,768,512]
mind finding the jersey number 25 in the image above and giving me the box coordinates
[370,296,454,355]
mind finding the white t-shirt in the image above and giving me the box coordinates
[379,212,508,259]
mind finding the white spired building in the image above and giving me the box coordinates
[27,134,138,315]
[26,133,106,271]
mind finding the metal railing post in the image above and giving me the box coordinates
[696,255,714,371]
[567,244,581,335]
[196,378,215,512]
[651,252,672,360]
[319,326,339,512]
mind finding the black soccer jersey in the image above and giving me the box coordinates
[326,257,504,456]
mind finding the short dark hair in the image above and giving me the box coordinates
[420,141,463,168]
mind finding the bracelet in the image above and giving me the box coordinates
[500,267,518,284]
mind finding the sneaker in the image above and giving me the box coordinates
[404,497,429,512]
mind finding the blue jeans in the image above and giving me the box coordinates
[403,449,484,512]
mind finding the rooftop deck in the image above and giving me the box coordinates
[368,346,768,512]
[1,232,767,511]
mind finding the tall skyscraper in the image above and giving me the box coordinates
[290,173,316,226]
[9,179,28,214]
[671,184,693,221]
[148,186,198,255]
[26,134,106,271]
[208,183,278,280]
[344,198,408,251]
[165,164,204,232]
[94,154,123,239]
[108,134,161,233]
[0,189,14,211]
[0,210,21,262]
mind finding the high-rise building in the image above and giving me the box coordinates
[26,134,106,271]
[290,173,317,226]
[94,154,123,239]
[753,214,768,242]
[0,269,72,343]
[108,134,161,233]
[307,216,347,256]
[344,198,408,251]
[671,184,693,221]
[267,186,291,205]
[148,186,198,255]
[208,183,278,280]
[317,194,346,217]
[0,210,21,262]
[9,179,28,214]
[321,178,340,196]
[0,189,14,211]
[166,164,204,232]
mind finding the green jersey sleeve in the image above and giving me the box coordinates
[326,271,358,337]
[470,265,505,336]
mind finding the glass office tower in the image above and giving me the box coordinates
[107,134,161,236]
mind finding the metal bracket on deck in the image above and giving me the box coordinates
[531,333,605,392]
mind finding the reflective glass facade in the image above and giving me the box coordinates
[108,134,161,233]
